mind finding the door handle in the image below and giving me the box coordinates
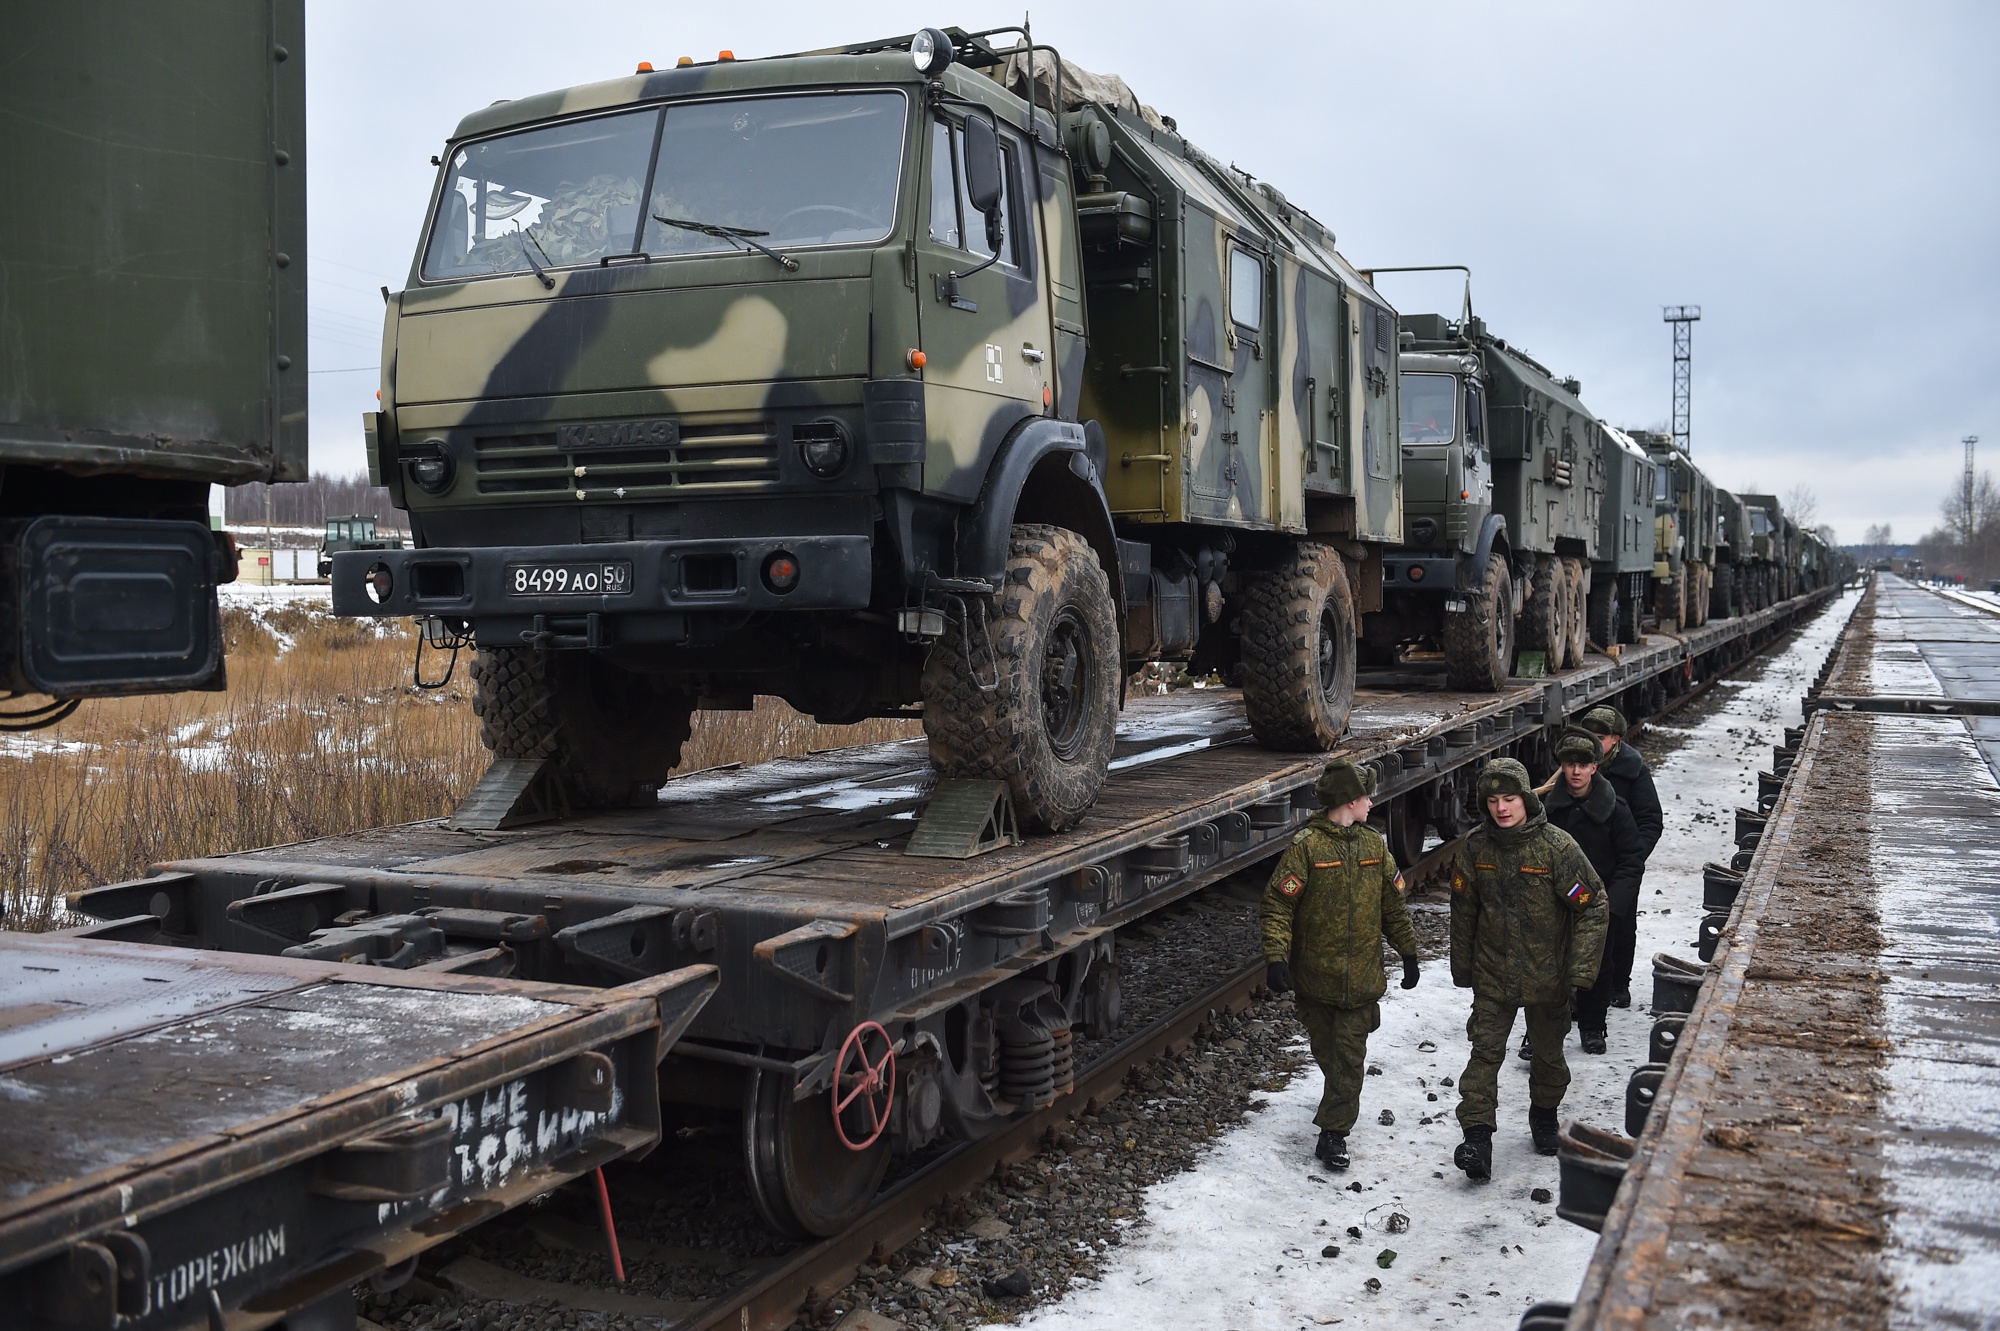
[1020,346,1045,364]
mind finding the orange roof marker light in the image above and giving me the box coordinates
[907,349,927,371]
[635,61,654,73]
[676,56,694,67]
[717,50,735,61]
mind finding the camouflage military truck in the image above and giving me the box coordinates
[1595,426,1656,646]
[1712,488,1751,618]
[1626,430,1715,629]
[335,27,1398,829]
[1366,313,1604,690]
[1738,493,1784,610]
[0,2,306,724]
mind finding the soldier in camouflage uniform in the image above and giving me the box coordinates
[1261,759,1422,1171]
[1449,758,1608,1180]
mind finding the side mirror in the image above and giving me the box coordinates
[962,116,1003,216]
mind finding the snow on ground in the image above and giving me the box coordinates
[996,591,1863,1331]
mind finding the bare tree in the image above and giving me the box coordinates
[1816,522,1838,547]
[1783,485,1819,530]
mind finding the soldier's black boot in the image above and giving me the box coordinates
[1612,986,1632,1009]
[1580,1028,1607,1055]
[1454,1126,1493,1181]
[1530,1106,1561,1156]
[1315,1130,1350,1171]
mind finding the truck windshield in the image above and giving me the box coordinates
[422,91,907,280]
[1399,373,1456,444]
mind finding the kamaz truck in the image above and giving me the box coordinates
[334,27,1399,830]
[1595,426,1656,647]
[1739,492,1785,611]
[0,1,307,725]
[1713,488,1750,618]
[1630,429,1716,629]
[1365,312,1604,689]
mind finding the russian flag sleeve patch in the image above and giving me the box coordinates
[1566,881,1592,906]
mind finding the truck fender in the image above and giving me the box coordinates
[1469,514,1508,586]
[955,417,1125,614]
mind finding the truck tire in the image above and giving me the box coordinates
[1654,567,1685,629]
[921,524,1120,833]
[1239,542,1357,750]
[1689,564,1709,626]
[470,647,696,808]
[1562,558,1588,667]
[1586,567,1619,652]
[1518,554,1560,659]
[1443,553,1514,691]
[1618,574,1645,643]
[1712,562,1735,619]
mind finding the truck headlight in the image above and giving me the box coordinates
[795,420,851,478]
[407,440,454,494]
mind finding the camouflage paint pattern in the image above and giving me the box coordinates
[1067,106,1400,543]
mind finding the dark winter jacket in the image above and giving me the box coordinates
[1543,775,1647,918]
[1601,741,1663,859]
[1448,810,1608,1003]
[1261,816,1420,1008]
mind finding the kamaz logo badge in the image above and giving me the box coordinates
[557,419,679,449]
[985,344,1004,384]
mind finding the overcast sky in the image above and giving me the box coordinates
[303,0,1998,545]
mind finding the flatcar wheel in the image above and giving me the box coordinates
[1381,792,1428,868]
[743,1068,891,1238]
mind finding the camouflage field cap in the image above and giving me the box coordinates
[1555,728,1601,765]
[1476,757,1543,819]
[1315,758,1376,808]
[1578,705,1627,737]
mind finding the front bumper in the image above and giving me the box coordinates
[330,536,874,627]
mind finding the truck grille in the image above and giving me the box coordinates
[471,421,781,497]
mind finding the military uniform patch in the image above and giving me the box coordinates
[1278,873,1305,897]
[1520,865,1551,876]
[1566,881,1592,905]
[1393,872,1407,895]
[1359,857,1382,867]
[1313,860,1342,869]
[1475,862,1499,871]
[1450,868,1468,894]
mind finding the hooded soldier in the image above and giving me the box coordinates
[1448,758,1607,1181]
[1261,758,1421,1172]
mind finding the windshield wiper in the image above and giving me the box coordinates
[652,214,799,272]
[517,231,556,289]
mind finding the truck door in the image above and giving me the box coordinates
[915,113,1052,502]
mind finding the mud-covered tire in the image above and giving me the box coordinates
[1617,574,1645,643]
[1562,558,1589,667]
[470,647,696,808]
[1711,562,1735,619]
[920,525,1120,833]
[1586,567,1619,652]
[1444,553,1515,691]
[1654,567,1685,629]
[1688,563,1709,626]
[1518,554,1560,656]
[1239,542,1358,751]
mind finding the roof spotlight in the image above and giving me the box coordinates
[911,27,954,78]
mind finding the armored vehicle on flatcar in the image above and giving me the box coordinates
[335,27,1396,831]
[0,2,306,723]
[1368,312,1604,689]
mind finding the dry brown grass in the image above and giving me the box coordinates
[2,599,918,932]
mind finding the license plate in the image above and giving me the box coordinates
[506,561,633,596]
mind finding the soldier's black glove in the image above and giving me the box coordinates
[1266,961,1293,994]
[1400,955,1421,990]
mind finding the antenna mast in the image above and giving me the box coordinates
[1662,305,1701,453]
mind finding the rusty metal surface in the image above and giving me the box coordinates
[0,932,717,1330]
[1570,579,2000,1330]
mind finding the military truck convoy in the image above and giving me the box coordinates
[328,25,1847,829]
[0,4,306,726]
